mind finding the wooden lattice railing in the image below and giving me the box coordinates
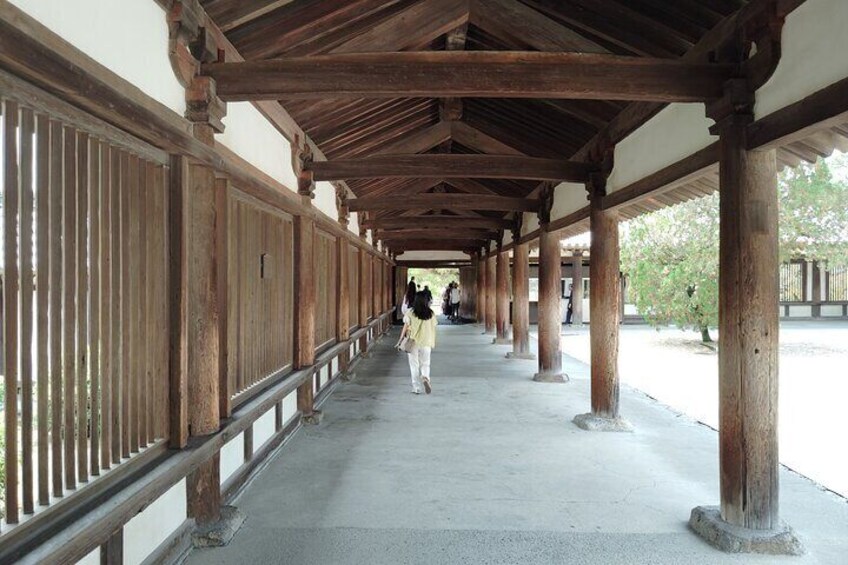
[0,95,170,527]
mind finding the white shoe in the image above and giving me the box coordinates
[411,389,421,395]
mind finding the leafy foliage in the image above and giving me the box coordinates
[407,268,460,297]
[621,154,848,342]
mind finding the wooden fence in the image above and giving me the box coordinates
[0,96,170,525]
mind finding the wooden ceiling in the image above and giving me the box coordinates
[199,0,747,252]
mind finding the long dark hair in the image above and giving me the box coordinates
[404,284,416,307]
[412,291,433,320]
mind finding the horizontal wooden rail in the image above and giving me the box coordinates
[348,193,540,212]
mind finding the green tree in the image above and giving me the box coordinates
[621,154,848,342]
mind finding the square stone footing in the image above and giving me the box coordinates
[192,506,246,548]
[340,372,356,382]
[532,371,568,383]
[689,506,804,555]
[492,337,512,345]
[506,352,536,360]
[302,410,323,425]
[572,413,634,432]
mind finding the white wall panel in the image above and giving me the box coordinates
[76,548,100,565]
[550,182,588,222]
[219,433,245,484]
[9,0,185,114]
[756,0,848,119]
[123,479,187,565]
[254,408,277,450]
[607,104,715,194]
[282,390,298,424]
[522,212,540,237]
[821,305,844,317]
[314,181,338,222]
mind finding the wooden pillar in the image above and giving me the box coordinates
[719,121,780,530]
[336,236,349,370]
[533,228,565,382]
[484,253,496,334]
[293,214,317,419]
[507,241,534,359]
[458,265,477,319]
[811,260,822,317]
[690,112,799,554]
[570,251,584,325]
[574,181,631,431]
[475,252,486,323]
[358,247,369,355]
[180,161,225,526]
[494,248,510,344]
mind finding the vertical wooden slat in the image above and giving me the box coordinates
[100,143,112,469]
[3,100,21,523]
[36,113,50,507]
[128,153,140,453]
[154,164,169,440]
[89,138,101,476]
[237,203,247,392]
[49,119,63,497]
[215,178,230,418]
[120,150,130,459]
[63,123,77,491]
[168,155,188,449]
[20,107,35,515]
[111,148,122,463]
[137,159,148,449]
[226,195,237,401]
[76,130,89,483]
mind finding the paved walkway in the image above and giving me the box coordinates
[188,324,848,565]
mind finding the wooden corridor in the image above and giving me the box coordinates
[186,324,848,565]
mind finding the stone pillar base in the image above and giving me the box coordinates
[492,337,512,345]
[532,371,568,383]
[506,351,536,360]
[572,413,634,432]
[302,410,323,425]
[689,506,804,555]
[192,506,246,548]
[340,372,356,382]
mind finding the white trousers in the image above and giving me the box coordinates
[406,346,432,391]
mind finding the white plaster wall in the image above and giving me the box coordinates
[396,250,468,261]
[350,343,356,358]
[282,390,298,424]
[314,181,338,222]
[822,305,844,317]
[550,182,588,222]
[219,433,245,484]
[349,212,361,236]
[522,212,540,237]
[123,479,187,565]
[367,229,374,245]
[9,0,185,114]
[253,408,276,451]
[756,0,848,119]
[320,364,330,387]
[607,104,716,193]
[76,548,99,565]
[219,102,299,191]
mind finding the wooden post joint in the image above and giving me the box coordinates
[511,213,523,243]
[167,0,227,136]
[335,184,350,228]
[537,181,555,226]
[292,135,316,200]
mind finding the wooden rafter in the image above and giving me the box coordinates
[363,216,513,230]
[202,52,732,103]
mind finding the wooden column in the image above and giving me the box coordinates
[570,251,584,325]
[507,241,534,359]
[358,247,369,355]
[181,161,225,527]
[475,252,486,323]
[719,120,780,529]
[458,265,477,319]
[690,113,799,553]
[811,260,822,317]
[294,214,317,420]
[336,236,350,371]
[494,247,511,344]
[533,228,565,382]
[574,180,631,431]
[484,253,496,334]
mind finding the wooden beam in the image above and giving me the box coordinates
[364,216,512,230]
[450,121,525,155]
[349,194,539,212]
[372,121,451,156]
[309,154,594,182]
[387,240,488,250]
[376,228,496,240]
[202,52,733,102]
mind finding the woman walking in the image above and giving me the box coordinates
[398,292,438,394]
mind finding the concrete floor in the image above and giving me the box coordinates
[187,324,848,565]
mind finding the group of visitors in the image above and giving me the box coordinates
[441,282,462,322]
